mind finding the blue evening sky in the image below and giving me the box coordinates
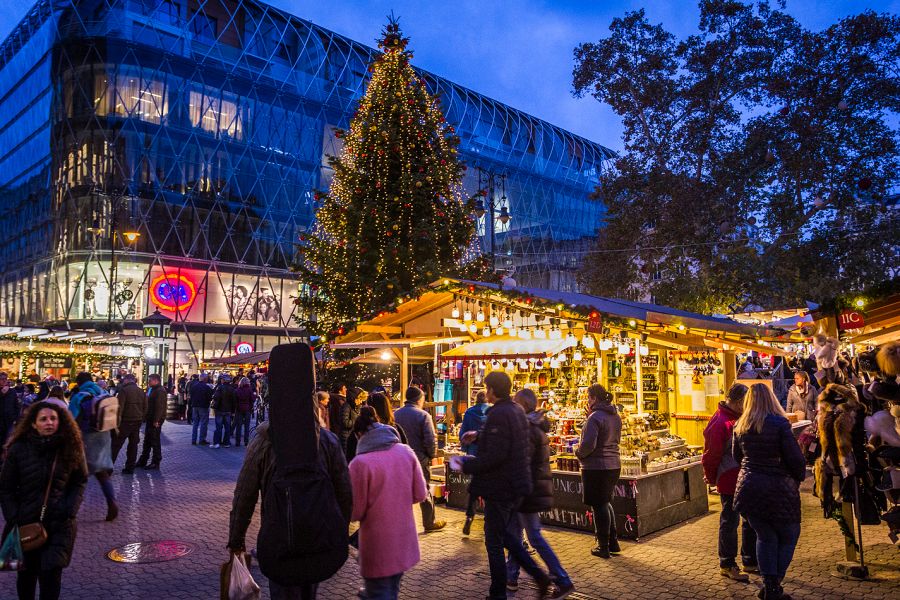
[1,0,897,150]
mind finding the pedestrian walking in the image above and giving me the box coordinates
[505,389,574,597]
[68,376,118,522]
[0,401,88,600]
[733,383,806,600]
[212,375,236,448]
[137,374,166,469]
[575,384,622,559]
[233,377,255,447]
[394,387,445,532]
[349,407,427,600]
[451,372,553,599]
[228,343,352,600]
[702,382,757,582]
[111,373,147,474]
[316,391,330,430]
[0,372,19,450]
[189,374,213,445]
[459,390,489,535]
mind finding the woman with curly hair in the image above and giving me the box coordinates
[0,401,88,600]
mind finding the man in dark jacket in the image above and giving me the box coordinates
[394,386,445,532]
[190,374,213,445]
[702,382,757,582]
[506,389,573,597]
[137,374,167,469]
[453,372,552,599]
[212,375,236,448]
[0,372,19,450]
[460,391,490,535]
[112,373,148,474]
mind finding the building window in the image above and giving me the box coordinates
[94,74,168,124]
[189,90,243,139]
[190,11,217,41]
[652,270,662,281]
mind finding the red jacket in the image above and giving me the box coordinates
[702,402,742,495]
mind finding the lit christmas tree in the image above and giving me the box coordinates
[297,19,486,337]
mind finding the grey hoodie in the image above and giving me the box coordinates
[356,423,401,456]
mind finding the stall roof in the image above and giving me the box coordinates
[846,293,900,346]
[0,325,156,346]
[205,351,271,365]
[442,336,574,360]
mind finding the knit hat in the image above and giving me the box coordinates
[727,382,749,403]
[405,386,424,404]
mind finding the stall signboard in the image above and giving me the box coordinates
[586,315,603,334]
[837,310,866,330]
[41,357,72,369]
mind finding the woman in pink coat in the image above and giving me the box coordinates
[349,407,427,600]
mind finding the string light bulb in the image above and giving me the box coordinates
[639,345,650,356]
[451,306,460,319]
[617,342,630,355]
[582,335,595,349]
[489,315,499,327]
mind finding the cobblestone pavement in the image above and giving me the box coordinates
[1,420,897,599]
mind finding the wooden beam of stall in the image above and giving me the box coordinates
[356,325,403,334]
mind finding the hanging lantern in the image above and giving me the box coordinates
[451,307,460,319]
[599,339,613,351]
[573,349,583,362]
[476,310,485,322]
[457,323,468,332]
[503,317,513,329]
[489,315,499,327]
[582,335,595,349]
[557,353,567,364]
[617,342,630,355]
[495,327,505,335]
[519,329,532,340]
[468,324,478,334]
[464,310,472,322]
[639,345,650,356]
[550,358,560,369]
[508,326,517,337]
[566,332,577,344]
[481,327,491,337]
[534,329,547,340]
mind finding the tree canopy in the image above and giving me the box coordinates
[574,0,899,313]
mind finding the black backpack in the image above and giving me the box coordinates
[256,342,348,586]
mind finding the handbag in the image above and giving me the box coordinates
[19,454,57,553]
[221,552,259,600]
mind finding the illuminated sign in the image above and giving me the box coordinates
[837,310,866,331]
[235,341,255,354]
[150,274,198,312]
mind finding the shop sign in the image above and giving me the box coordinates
[41,357,72,369]
[586,315,603,334]
[235,341,255,354]
[837,310,865,331]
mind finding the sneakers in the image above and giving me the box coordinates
[549,581,575,599]
[424,520,446,532]
[721,566,750,582]
[211,444,220,449]
[222,443,231,448]
[462,517,473,536]
[591,545,610,559]
[506,581,518,592]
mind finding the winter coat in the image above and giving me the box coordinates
[236,386,255,413]
[576,404,622,470]
[116,381,148,423]
[519,411,554,514]
[228,421,352,551]
[350,424,428,579]
[459,402,490,456]
[212,384,237,414]
[702,402,742,495]
[146,385,168,423]
[340,402,359,450]
[786,384,817,422]
[733,414,806,523]
[462,397,532,503]
[0,432,88,570]
[188,381,214,410]
[393,403,437,463]
[0,386,18,445]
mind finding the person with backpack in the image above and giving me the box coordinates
[212,375,237,449]
[233,377,256,447]
[702,382,757,582]
[228,343,352,600]
[68,373,118,521]
[136,374,167,470]
[349,407,427,600]
[459,390,490,535]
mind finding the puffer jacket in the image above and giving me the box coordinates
[576,404,622,470]
[519,410,553,514]
[0,432,88,570]
[462,397,532,502]
[228,421,352,551]
[733,414,806,522]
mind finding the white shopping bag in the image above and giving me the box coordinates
[228,553,260,600]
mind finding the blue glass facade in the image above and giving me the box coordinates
[0,0,613,366]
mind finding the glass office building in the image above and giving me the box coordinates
[0,0,613,369]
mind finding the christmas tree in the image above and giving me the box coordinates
[297,19,484,336]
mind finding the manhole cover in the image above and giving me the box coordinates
[107,540,196,564]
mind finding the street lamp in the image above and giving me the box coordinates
[87,191,141,324]
[473,166,510,271]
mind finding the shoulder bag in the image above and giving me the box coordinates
[20,454,58,552]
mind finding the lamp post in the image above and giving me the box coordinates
[88,192,141,324]
[472,167,510,271]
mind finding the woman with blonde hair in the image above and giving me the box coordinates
[733,384,806,600]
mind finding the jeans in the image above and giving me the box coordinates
[583,468,620,546]
[233,411,251,445]
[138,421,162,466]
[418,458,436,528]
[745,515,801,580]
[506,512,571,587]
[483,499,549,599]
[111,420,142,470]
[364,573,403,600]
[214,412,233,445]
[269,581,317,599]
[17,565,62,600]
[191,407,209,443]
[719,494,757,568]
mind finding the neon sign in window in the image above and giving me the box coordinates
[150,274,197,312]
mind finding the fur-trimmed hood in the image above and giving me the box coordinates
[817,383,863,412]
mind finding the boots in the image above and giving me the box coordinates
[106,501,119,522]
[591,531,610,558]
[757,576,789,599]
[608,522,621,555]
[462,516,473,536]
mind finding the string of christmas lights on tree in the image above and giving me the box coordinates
[296,18,489,338]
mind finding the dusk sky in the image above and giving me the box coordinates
[1,0,897,151]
